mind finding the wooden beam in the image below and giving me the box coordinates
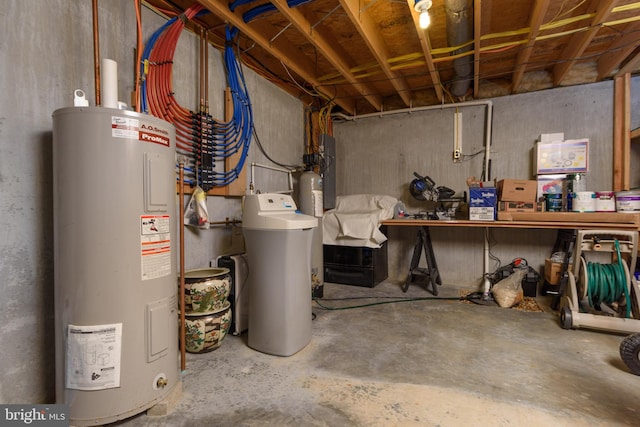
[613,73,631,191]
[406,0,443,103]
[473,0,481,97]
[340,0,412,107]
[224,88,247,196]
[615,49,640,77]
[271,0,383,111]
[511,0,550,93]
[196,0,356,114]
[553,0,615,85]
[597,22,640,79]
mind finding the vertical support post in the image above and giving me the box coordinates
[224,88,247,196]
[179,162,186,371]
[613,73,631,191]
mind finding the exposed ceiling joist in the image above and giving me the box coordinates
[197,0,357,114]
[143,0,640,115]
[473,0,481,96]
[406,0,443,103]
[511,0,551,93]
[552,0,616,85]
[616,48,640,77]
[339,0,412,107]
[270,0,383,111]
[597,21,640,79]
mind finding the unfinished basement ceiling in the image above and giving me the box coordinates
[143,0,640,115]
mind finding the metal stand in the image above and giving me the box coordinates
[546,229,576,310]
[559,229,640,334]
[402,226,442,295]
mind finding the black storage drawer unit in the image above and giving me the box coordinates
[323,242,388,288]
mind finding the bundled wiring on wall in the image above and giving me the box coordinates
[302,96,335,176]
[141,4,253,190]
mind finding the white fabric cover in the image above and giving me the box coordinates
[323,194,398,248]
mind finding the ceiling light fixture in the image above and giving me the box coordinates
[414,0,433,29]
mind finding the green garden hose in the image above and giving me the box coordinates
[586,240,631,318]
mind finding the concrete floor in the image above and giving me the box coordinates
[111,280,640,427]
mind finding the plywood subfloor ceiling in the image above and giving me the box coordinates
[144,0,640,115]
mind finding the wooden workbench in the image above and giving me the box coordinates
[382,212,640,296]
[381,212,640,231]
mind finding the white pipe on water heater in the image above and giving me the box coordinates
[101,58,118,108]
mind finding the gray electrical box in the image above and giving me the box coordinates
[320,134,336,210]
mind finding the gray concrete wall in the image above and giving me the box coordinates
[333,79,640,287]
[0,0,303,403]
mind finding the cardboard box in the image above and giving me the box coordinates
[498,201,545,212]
[535,139,589,175]
[469,207,495,221]
[545,258,572,285]
[539,133,564,143]
[469,187,497,207]
[497,179,538,202]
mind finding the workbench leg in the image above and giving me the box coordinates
[543,229,576,310]
[552,230,576,311]
[421,227,442,294]
[402,226,442,295]
[402,229,424,292]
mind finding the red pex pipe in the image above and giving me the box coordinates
[145,3,205,152]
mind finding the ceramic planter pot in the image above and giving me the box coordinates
[182,267,231,314]
[183,301,232,353]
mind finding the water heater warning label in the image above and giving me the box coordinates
[66,323,122,391]
[141,215,171,280]
[111,116,139,139]
[111,117,171,146]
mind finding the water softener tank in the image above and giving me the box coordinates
[242,194,317,356]
[299,170,324,297]
[52,107,178,425]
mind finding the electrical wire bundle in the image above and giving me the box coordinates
[141,5,253,190]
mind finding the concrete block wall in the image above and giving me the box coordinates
[333,79,640,287]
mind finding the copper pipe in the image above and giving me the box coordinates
[204,29,209,113]
[134,0,143,112]
[179,162,186,371]
[199,27,205,112]
[208,218,242,226]
[92,0,101,106]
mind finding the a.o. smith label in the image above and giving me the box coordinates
[110,117,170,147]
[139,123,170,146]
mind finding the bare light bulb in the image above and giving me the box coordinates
[419,10,431,29]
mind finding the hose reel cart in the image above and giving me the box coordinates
[559,230,640,334]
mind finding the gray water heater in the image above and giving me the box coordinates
[52,107,178,425]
